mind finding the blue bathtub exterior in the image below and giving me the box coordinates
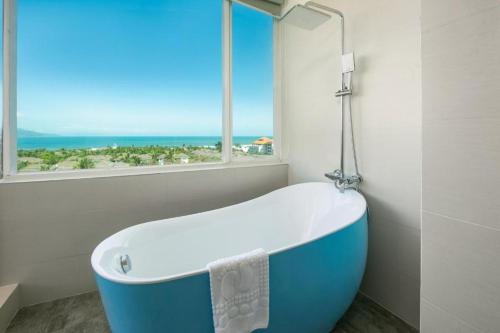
[95,212,368,333]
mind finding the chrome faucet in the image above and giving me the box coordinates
[326,169,362,192]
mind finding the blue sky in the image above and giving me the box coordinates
[17,0,273,136]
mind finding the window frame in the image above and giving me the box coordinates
[0,0,282,181]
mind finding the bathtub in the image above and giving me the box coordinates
[91,182,368,333]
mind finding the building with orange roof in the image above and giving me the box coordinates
[250,137,273,155]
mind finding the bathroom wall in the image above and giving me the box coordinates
[421,1,500,332]
[281,0,421,327]
[0,164,288,306]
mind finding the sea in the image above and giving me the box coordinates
[17,136,267,150]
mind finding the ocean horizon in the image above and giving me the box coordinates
[17,135,270,150]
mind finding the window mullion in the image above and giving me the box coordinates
[2,0,17,177]
[222,0,233,163]
[272,17,281,161]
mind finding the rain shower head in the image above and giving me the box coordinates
[280,4,331,30]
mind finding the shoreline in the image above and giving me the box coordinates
[17,135,272,151]
[16,144,273,173]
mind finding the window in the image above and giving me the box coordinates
[2,0,278,177]
[232,2,274,161]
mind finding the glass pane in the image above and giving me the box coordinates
[16,0,222,173]
[232,2,274,161]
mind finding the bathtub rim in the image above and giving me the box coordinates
[91,182,367,285]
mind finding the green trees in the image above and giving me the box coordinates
[42,153,60,166]
[150,152,160,164]
[17,144,224,172]
[74,157,95,169]
[129,156,142,166]
[17,160,29,171]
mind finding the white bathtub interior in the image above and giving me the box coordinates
[92,183,366,284]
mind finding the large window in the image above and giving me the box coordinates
[2,0,277,176]
[232,2,274,161]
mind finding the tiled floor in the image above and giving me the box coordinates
[7,292,417,333]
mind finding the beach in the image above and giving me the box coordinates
[16,136,274,172]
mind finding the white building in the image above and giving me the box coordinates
[249,137,273,155]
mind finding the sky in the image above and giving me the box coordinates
[17,0,273,136]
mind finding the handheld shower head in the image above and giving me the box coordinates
[280,4,331,30]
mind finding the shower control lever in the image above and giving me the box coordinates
[335,89,352,97]
[325,169,344,182]
[325,169,362,193]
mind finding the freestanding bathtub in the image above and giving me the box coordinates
[91,182,368,333]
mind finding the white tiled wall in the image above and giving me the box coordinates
[281,0,422,327]
[420,299,481,333]
[0,164,288,306]
[421,0,500,331]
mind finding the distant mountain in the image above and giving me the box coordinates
[18,129,58,138]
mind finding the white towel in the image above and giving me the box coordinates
[207,249,269,333]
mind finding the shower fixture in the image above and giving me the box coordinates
[280,1,363,192]
[280,4,330,30]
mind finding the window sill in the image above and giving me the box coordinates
[0,159,287,184]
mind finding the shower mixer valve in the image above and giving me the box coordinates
[325,169,363,192]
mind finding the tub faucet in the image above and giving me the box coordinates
[325,169,362,192]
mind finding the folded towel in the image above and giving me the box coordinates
[207,249,269,333]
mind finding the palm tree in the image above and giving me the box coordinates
[74,157,95,169]
[17,160,29,171]
[129,156,142,166]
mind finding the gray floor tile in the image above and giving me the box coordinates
[7,292,416,333]
[7,292,110,333]
[333,294,417,333]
